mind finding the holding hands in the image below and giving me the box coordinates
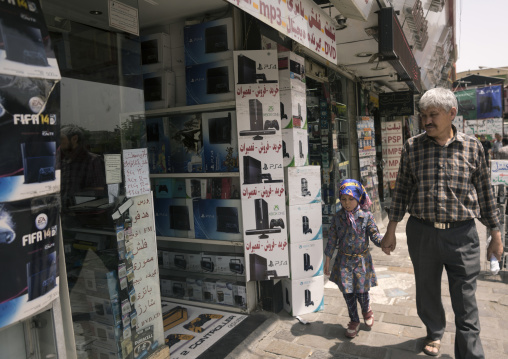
[381,232,396,255]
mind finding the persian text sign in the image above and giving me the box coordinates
[227,0,337,63]
[491,160,508,185]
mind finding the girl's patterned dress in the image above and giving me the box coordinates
[324,208,382,293]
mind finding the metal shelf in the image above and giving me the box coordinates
[161,297,249,314]
[159,268,245,281]
[144,101,236,117]
[157,236,244,247]
[150,172,239,178]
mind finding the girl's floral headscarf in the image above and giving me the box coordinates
[339,179,372,233]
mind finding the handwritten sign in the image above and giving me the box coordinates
[123,148,150,197]
[129,193,164,346]
[491,160,508,185]
[227,0,337,63]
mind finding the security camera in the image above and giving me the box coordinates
[335,15,347,30]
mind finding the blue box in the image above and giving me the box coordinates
[167,115,203,173]
[146,117,170,174]
[184,18,233,65]
[193,199,243,240]
[202,110,239,172]
[154,178,186,198]
[186,60,234,105]
[154,198,194,238]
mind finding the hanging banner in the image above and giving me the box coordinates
[476,85,503,119]
[0,195,60,329]
[234,50,289,281]
[455,89,476,120]
[227,0,337,63]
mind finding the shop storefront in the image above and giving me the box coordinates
[0,0,455,357]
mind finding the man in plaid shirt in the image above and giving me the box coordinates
[381,88,503,358]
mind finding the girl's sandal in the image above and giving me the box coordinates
[362,307,374,327]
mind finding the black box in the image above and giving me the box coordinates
[260,280,283,313]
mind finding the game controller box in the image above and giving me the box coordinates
[186,59,235,105]
[154,198,195,238]
[286,203,323,243]
[154,178,187,198]
[166,114,203,173]
[203,279,217,302]
[192,199,243,240]
[186,278,204,301]
[184,18,234,66]
[216,254,245,276]
[202,110,239,173]
[288,239,324,280]
[284,166,321,206]
[185,179,208,199]
[280,90,307,129]
[281,128,308,167]
[278,51,306,93]
[216,280,234,305]
[282,275,324,316]
[143,70,176,110]
[87,295,122,326]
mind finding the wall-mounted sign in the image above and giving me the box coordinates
[379,91,414,117]
[379,7,422,93]
[226,0,337,63]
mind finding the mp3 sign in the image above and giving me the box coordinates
[227,0,337,63]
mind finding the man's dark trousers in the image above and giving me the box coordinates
[406,216,484,359]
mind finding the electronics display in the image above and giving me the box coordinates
[302,216,312,234]
[186,60,234,105]
[301,178,311,197]
[0,19,48,66]
[285,166,321,205]
[239,99,276,139]
[193,199,242,240]
[206,66,230,94]
[202,110,239,173]
[245,199,281,239]
[174,255,187,270]
[208,112,232,144]
[249,253,268,281]
[303,253,313,271]
[243,156,282,184]
[229,259,244,274]
[140,33,171,72]
[278,51,306,93]
[200,257,214,272]
[216,206,240,233]
[304,289,314,307]
[143,70,176,110]
[27,251,57,301]
[282,276,324,316]
[21,141,56,183]
[169,205,190,230]
[184,18,233,65]
[205,25,228,53]
[281,128,308,167]
[237,54,277,84]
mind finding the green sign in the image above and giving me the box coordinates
[455,89,476,120]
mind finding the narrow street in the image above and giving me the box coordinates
[225,214,508,359]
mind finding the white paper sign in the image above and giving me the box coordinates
[123,148,150,197]
[227,0,337,63]
[109,0,139,36]
[105,154,122,184]
[491,160,508,185]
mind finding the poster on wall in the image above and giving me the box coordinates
[0,195,60,329]
[476,85,503,119]
[381,120,403,189]
[227,0,337,63]
[128,193,165,351]
[234,50,289,281]
[455,89,477,120]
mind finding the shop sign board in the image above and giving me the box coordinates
[226,0,337,63]
[379,91,414,117]
[381,120,403,189]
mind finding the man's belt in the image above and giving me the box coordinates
[411,216,474,230]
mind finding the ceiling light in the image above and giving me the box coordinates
[356,52,373,58]
[90,10,102,15]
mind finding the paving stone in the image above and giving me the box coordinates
[370,303,408,315]
[296,334,339,351]
[388,348,427,359]
[382,313,423,328]
[499,295,508,306]
[476,290,504,302]
[493,286,508,295]
[335,341,387,359]
[479,325,508,342]
[480,337,501,354]
[384,288,409,298]
[387,266,414,274]
[401,326,427,339]
[408,308,418,317]
[370,322,403,336]
[367,332,416,351]
[503,341,508,354]
[307,350,336,359]
[264,340,313,359]
[274,329,298,342]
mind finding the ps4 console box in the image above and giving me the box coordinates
[278,51,306,93]
[288,239,324,280]
[216,280,234,305]
[141,33,171,73]
[186,59,235,105]
[282,275,324,316]
[284,166,321,206]
[143,70,176,110]
[146,117,170,174]
[185,178,208,199]
[186,278,204,301]
[233,283,247,308]
[202,279,217,302]
[87,295,122,326]
[184,18,234,65]
[280,90,307,129]
[154,178,186,198]
[286,203,323,243]
[202,110,239,173]
[154,198,194,238]
[238,137,285,184]
[192,199,243,240]
[167,114,203,173]
[281,128,308,167]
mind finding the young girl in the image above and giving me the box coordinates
[324,179,383,338]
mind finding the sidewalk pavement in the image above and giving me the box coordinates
[226,214,508,359]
